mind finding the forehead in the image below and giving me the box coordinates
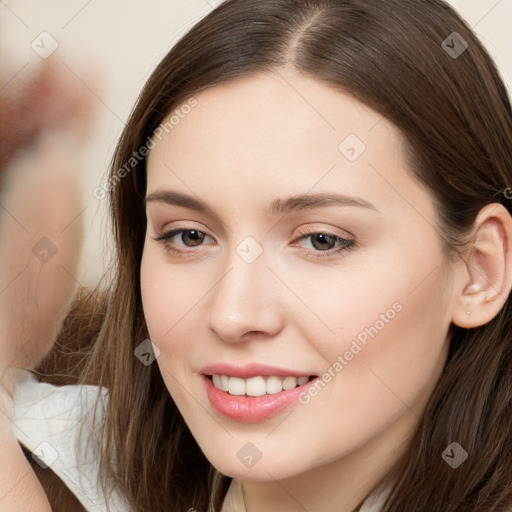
[148,68,390,169]
[146,68,434,226]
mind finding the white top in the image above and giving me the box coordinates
[11,371,390,511]
[220,475,391,512]
[11,371,129,512]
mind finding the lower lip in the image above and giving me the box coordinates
[203,375,318,423]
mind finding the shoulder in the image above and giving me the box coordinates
[11,370,130,512]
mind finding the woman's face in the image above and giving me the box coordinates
[141,68,456,484]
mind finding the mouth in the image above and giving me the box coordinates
[206,374,317,397]
[201,367,319,423]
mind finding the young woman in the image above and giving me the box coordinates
[4,0,512,511]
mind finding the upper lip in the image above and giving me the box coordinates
[200,363,316,379]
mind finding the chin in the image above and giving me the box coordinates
[200,444,309,482]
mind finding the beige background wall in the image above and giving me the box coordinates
[1,0,511,286]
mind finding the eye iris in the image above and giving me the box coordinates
[183,229,204,246]
[311,233,335,251]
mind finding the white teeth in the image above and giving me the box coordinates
[246,376,267,397]
[282,376,297,390]
[211,374,311,396]
[220,375,230,392]
[228,377,246,396]
[266,376,283,394]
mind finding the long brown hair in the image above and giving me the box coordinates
[42,0,512,510]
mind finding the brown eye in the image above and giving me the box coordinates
[153,228,214,255]
[308,233,338,251]
[292,229,356,260]
[178,229,205,247]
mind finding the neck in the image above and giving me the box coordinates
[238,410,416,512]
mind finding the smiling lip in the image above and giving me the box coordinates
[200,363,314,379]
[200,363,318,423]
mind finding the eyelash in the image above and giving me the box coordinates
[153,227,356,260]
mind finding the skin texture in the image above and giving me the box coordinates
[141,68,512,512]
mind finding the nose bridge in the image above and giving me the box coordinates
[208,235,282,342]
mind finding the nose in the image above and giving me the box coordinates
[207,245,284,344]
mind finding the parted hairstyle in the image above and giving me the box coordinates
[36,0,512,510]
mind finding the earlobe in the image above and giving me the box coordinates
[452,203,512,329]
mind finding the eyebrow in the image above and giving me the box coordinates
[145,190,379,216]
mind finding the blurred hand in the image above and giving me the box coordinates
[0,132,85,390]
[0,56,99,511]
[1,58,97,170]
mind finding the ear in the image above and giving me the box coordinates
[452,203,512,329]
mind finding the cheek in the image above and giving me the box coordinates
[276,266,452,471]
[140,261,167,341]
[299,232,452,360]
[140,249,196,405]
[302,258,451,419]
[292,235,451,389]
[140,247,198,340]
[140,246,219,384]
